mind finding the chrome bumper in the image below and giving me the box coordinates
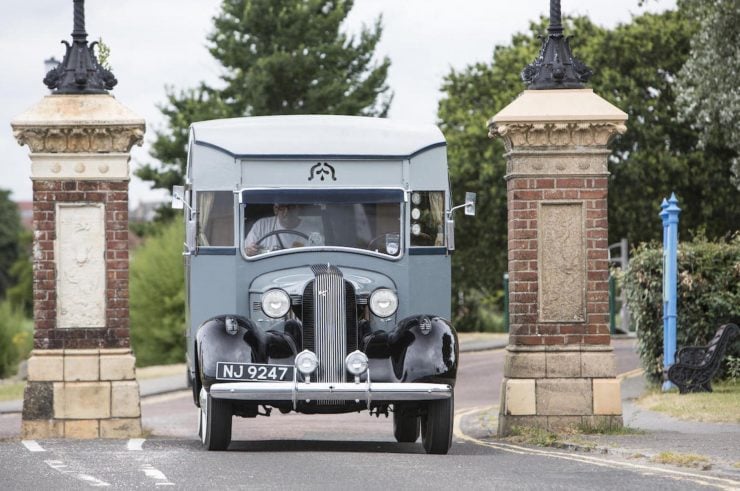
[209,381,452,408]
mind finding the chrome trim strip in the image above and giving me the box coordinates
[210,382,452,402]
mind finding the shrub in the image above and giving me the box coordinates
[453,287,506,333]
[130,220,186,367]
[624,237,740,384]
[0,300,33,378]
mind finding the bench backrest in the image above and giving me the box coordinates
[703,323,739,363]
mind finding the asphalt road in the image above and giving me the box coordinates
[0,340,732,489]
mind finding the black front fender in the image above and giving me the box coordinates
[363,315,458,386]
[196,316,299,390]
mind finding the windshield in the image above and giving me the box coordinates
[242,189,403,258]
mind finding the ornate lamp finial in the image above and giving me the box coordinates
[43,0,117,94]
[521,0,592,90]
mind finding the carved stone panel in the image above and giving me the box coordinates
[56,204,106,328]
[538,203,585,322]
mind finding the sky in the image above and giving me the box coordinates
[0,0,676,208]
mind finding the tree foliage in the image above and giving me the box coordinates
[0,190,22,300]
[439,9,740,329]
[138,0,392,192]
[0,300,33,378]
[130,220,186,367]
[674,0,740,187]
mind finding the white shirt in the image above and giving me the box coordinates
[245,216,323,253]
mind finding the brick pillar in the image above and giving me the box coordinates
[489,89,627,435]
[12,94,145,438]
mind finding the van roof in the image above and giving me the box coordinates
[190,115,446,159]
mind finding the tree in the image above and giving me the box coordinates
[0,190,22,300]
[674,0,740,187]
[130,220,186,366]
[438,9,740,330]
[138,0,392,192]
[7,230,33,317]
[586,10,740,245]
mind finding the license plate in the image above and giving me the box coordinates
[216,362,294,382]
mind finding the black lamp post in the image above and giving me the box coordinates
[43,0,117,94]
[521,0,592,89]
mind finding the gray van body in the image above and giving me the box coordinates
[184,116,453,378]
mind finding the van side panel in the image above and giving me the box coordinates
[408,147,448,190]
[407,254,452,320]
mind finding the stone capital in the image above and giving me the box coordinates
[491,121,627,153]
[11,94,145,155]
[488,89,627,153]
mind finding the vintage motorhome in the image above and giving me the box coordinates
[174,115,474,454]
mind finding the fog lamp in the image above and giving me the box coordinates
[295,350,319,376]
[224,316,238,336]
[345,350,369,376]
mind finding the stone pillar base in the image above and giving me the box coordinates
[498,346,622,436]
[22,349,142,439]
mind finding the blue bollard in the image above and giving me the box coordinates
[660,193,680,391]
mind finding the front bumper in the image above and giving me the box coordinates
[209,381,452,408]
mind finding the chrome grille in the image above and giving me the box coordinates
[314,268,347,383]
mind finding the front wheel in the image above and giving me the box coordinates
[393,404,420,443]
[421,394,453,455]
[199,388,232,451]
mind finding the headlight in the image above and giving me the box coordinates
[261,289,291,318]
[345,350,368,376]
[369,288,398,318]
[295,350,319,376]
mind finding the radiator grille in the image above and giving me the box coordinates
[302,265,358,388]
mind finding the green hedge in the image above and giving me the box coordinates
[130,220,186,367]
[0,300,33,378]
[624,237,740,384]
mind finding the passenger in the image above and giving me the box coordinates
[245,204,322,256]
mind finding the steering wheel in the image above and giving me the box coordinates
[256,229,310,247]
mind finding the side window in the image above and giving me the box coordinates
[410,191,445,247]
[197,191,234,247]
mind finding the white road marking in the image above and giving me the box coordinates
[44,460,111,487]
[127,438,145,451]
[453,407,740,491]
[22,440,45,452]
[141,390,190,406]
[617,367,644,380]
[141,464,175,486]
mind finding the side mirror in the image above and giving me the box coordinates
[182,220,197,256]
[172,185,185,210]
[446,191,477,251]
[446,219,455,251]
[464,192,477,216]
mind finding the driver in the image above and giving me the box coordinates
[245,204,321,256]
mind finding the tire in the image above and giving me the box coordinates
[421,394,453,455]
[199,388,232,451]
[393,405,420,443]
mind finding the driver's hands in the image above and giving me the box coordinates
[246,242,260,256]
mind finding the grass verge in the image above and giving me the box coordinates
[652,451,711,469]
[0,382,25,402]
[637,381,740,423]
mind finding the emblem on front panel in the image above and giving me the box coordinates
[308,162,337,181]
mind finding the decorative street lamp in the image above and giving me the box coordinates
[521,0,592,89]
[43,0,117,94]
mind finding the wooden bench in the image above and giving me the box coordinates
[667,323,739,393]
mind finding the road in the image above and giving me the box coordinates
[0,339,733,489]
